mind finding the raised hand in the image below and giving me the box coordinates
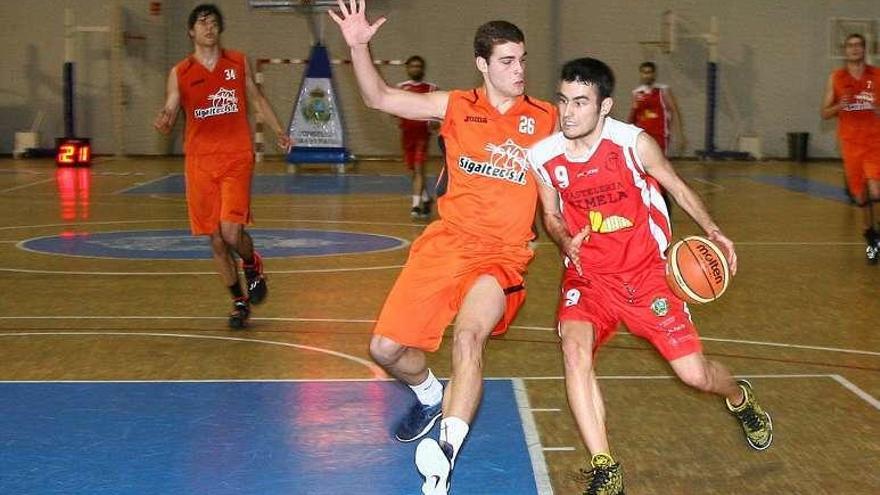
[328,0,387,47]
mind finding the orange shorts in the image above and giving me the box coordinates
[840,139,880,199]
[373,222,533,352]
[185,151,254,235]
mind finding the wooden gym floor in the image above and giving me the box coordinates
[0,156,877,494]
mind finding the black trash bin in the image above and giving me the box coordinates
[787,132,809,162]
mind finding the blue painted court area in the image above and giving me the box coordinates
[19,229,407,260]
[123,173,437,195]
[0,380,539,494]
[751,174,850,203]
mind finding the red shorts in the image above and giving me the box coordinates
[840,139,880,199]
[373,222,532,352]
[645,128,668,156]
[185,151,254,235]
[402,129,429,169]
[558,262,701,361]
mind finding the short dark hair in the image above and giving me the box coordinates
[473,21,524,60]
[845,33,866,47]
[561,57,615,100]
[639,61,656,71]
[405,55,425,66]
[188,4,224,33]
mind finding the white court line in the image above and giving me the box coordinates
[112,173,174,194]
[512,378,554,495]
[2,316,878,358]
[542,447,576,452]
[829,374,880,410]
[0,177,55,193]
[0,331,387,379]
[531,408,561,412]
[512,325,880,357]
[0,265,406,275]
[689,177,726,191]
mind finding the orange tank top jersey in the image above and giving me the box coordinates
[438,88,556,245]
[176,49,253,155]
[832,65,880,142]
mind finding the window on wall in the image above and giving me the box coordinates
[829,18,878,59]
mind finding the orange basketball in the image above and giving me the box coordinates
[665,236,730,304]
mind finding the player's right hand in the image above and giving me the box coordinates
[153,109,173,134]
[565,225,591,276]
[328,0,387,47]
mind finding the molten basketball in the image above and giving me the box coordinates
[665,236,730,304]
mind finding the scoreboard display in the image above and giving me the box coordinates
[55,137,92,166]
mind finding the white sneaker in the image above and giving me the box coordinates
[415,438,454,495]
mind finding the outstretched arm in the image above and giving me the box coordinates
[329,0,448,120]
[154,67,180,134]
[637,132,737,275]
[244,56,292,151]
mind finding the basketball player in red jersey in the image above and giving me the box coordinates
[821,33,880,263]
[330,2,555,493]
[628,62,684,156]
[529,58,772,494]
[396,55,437,218]
[154,4,291,328]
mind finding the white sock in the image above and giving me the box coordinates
[409,369,443,406]
[411,195,421,208]
[439,416,469,463]
[421,190,430,202]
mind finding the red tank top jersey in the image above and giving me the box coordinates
[438,88,556,246]
[529,118,672,274]
[176,49,253,155]
[629,84,669,141]
[832,65,880,142]
[397,80,437,134]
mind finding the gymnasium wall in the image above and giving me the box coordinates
[0,0,876,159]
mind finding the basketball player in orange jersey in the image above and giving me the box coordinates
[529,58,772,494]
[154,4,291,328]
[397,55,438,218]
[821,33,880,263]
[330,2,555,493]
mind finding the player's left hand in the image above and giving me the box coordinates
[708,229,737,276]
[276,132,293,152]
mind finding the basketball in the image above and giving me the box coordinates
[665,236,730,304]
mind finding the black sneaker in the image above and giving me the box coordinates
[580,453,625,495]
[411,206,422,218]
[420,199,434,219]
[228,297,250,329]
[415,438,454,495]
[726,380,773,450]
[243,252,268,304]
[394,401,442,442]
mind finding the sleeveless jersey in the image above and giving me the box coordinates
[630,84,670,145]
[397,80,438,134]
[438,88,556,246]
[529,118,672,274]
[176,49,252,155]
[832,65,880,142]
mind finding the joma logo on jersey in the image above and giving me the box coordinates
[194,87,240,119]
[464,115,488,123]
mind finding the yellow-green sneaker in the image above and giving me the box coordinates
[726,379,773,450]
[580,453,625,495]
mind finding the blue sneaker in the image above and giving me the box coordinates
[394,401,442,442]
[416,438,454,495]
